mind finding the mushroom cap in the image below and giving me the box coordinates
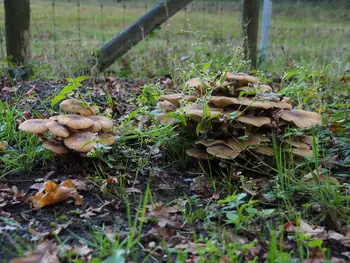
[58,115,94,130]
[158,101,177,112]
[292,148,313,158]
[46,120,70,138]
[253,146,274,156]
[88,116,113,131]
[225,72,258,86]
[186,148,211,160]
[206,145,241,160]
[183,104,223,122]
[98,133,116,146]
[185,78,208,94]
[195,139,227,148]
[64,131,97,152]
[159,94,197,107]
[87,121,103,133]
[258,85,273,92]
[60,99,96,116]
[285,139,310,149]
[236,115,271,127]
[155,115,176,126]
[19,119,49,134]
[42,139,69,154]
[210,96,240,108]
[280,109,322,129]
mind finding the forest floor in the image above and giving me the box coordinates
[0,68,349,263]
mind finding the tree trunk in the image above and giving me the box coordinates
[242,0,260,68]
[4,0,31,66]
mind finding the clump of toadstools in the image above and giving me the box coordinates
[18,99,117,154]
[156,72,322,162]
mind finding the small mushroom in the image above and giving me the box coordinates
[183,104,223,122]
[280,109,322,129]
[42,139,69,154]
[186,78,208,94]
[159,94,197,107]
[58,115,94,130]
[206,145,241,160]
[155,115,176,126]
[60,99,96,116]
[64,131,97,153]
[98,133,116,146]
[88,116,113,132]
[195,139,227,148]
[225,72,258,86]
[19,119,49,134]
[210,96,240,108]
[292,148,313,158]
[46,120,70,138]
[158,101,177,112]
[253,146,274,156]
[236,116,271,127]
[186,148,211,160]
[285,139,310,149]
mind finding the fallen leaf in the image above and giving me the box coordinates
[31,180,83,209]
[9,240,59,263]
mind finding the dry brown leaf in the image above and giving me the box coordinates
[31,180,83,209]
[9,240,59,263]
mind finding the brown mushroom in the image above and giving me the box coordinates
[183,104,223,122]
[253,146,274,156]
[46,120,70,138]
[158,101,177,112]
[292,148,314,158]
[186,78,208,94]
[155,115,176,126]
[206,145,241,160]
[64,131,97,152]
[236,116,271,127]
[98,133,116,146]
[58,115,94,130]
[210,96,240,108]
[60,99,97,116]
[186,148,211,160]
[195,139,227,147]
[285,139,310,149]
[159,94,197,107]
[19,119,49,134]
[42,139,69,154]
[88,116,113,132]
[225,72,258,86]
[280,109,322,129]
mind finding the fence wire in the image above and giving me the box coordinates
[0,0,348,75]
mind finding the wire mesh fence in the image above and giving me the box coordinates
[0,0,348,76]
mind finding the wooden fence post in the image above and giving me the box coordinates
[4,0,32,66]
[242,0,260,68]
[94,0,193,72]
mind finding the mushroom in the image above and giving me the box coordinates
[236,116,271,127]
[98,133,116,146]
[46,120,70,138]
[42,139,69,154]
[195,139,227,148]
[210,96,240,108]
[158,101,177,112]
[206,145,241,160]
[185,78,209,94]
[225,72,258,86]
[155,115,176,126]
[60,99,97,116]
[88,116,113,133]
[64,131,97,153]
[285,139,310,149]
[159,94,197,107]
[292,148,313,158]
[280,109,322,129]
[186,148,211,160]
[183,104,223,122]
[19,119,49,134]
[253,146,274,156]
[57,115,94,130]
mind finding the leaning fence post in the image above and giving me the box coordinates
[242,0,260,68]
[260,0,272,66]
[4,0,32,66]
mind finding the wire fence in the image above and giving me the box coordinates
[0,0,348,76]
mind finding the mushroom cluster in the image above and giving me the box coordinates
[18,99,117,154]
[156,72,322,161]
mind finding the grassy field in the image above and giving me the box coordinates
[0,0,349,78]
